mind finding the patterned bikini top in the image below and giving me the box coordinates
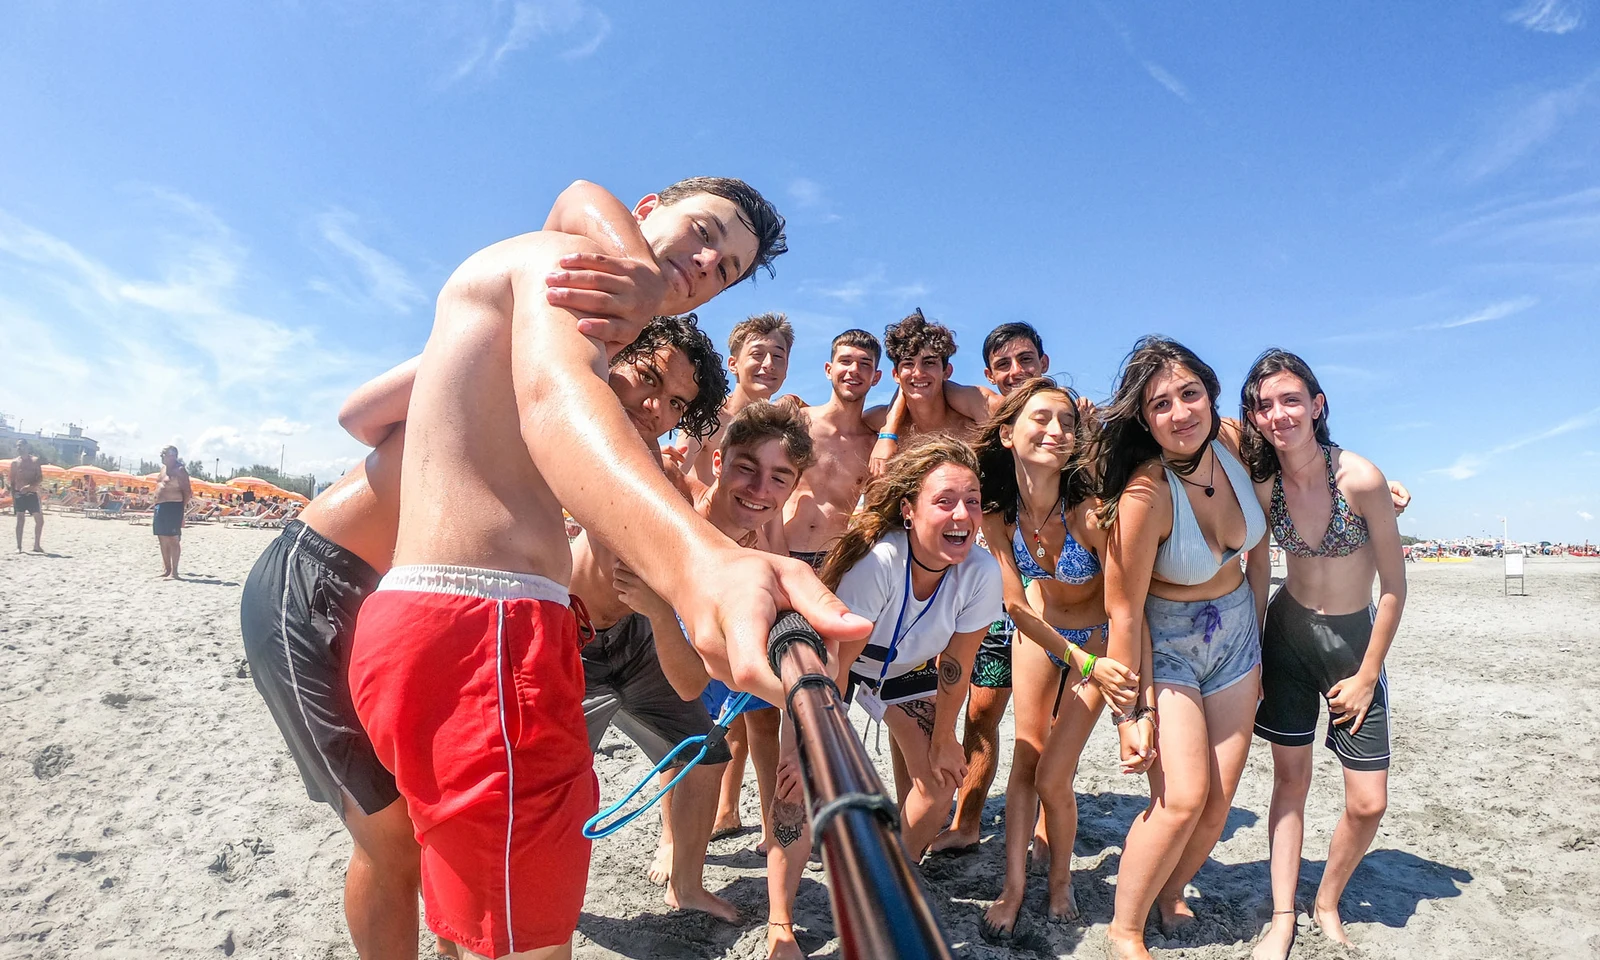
[1271,445,1369,559]
[1011,505,1101,585]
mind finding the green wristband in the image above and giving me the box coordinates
[1081,652,1097,680]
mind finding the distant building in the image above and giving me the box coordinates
[0,415,100,464]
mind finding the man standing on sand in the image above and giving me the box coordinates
[152,446,191,579]
[9,440,45,553]
[573,401,813,926]
[344,177,870,960]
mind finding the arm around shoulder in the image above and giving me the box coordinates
[338,355,422,447]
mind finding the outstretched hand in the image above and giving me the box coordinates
[676,547,873,705]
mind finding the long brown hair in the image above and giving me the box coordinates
[973,377,1093,525]
[818,436,981,590]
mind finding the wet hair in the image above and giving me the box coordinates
[830,328,882,366]
[720,400,816,474]
[612,313,729,441]
[974,377,1093,525]
[656,176,788,284]
[728,311,795,357]
[818,436,981,590]
[1239,348,1334,483]
[982,322,1045,368]
[1091,336,1222,527]
[883,308,957,365]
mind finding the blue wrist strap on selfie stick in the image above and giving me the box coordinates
[583,689,753,840]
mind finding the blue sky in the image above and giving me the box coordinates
[1,1,1595,541]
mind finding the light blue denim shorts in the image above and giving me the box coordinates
[1147,579,1260,697]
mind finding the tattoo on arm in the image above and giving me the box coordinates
[772,799,805,848]
[894,697,937,738]
[938,655,962,688]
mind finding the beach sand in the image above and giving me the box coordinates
[2,515,1597,959]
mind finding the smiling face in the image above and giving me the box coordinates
[609,344,700,445]
[902,462,982,567]
[1249,371,1324,454]
[825,344,881,403]
[985,337,1048,396]
[711,437,802,533]
[894,349,951,403]
[730,334,789,399]
[1142,363,1214,457]
[1002,390,1076,470]
[634,192,760,314]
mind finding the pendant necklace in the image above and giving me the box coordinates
[1022,499,1061,558]
[1166,454,1217,498]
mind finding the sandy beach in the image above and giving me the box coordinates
[2,514,1597,959]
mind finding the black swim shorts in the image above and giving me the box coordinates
[12,492,41,516]
[582,613,732,766]
[240,519,397,818]
[789,549,827,572]
[970,616,1014,689]
[1254,588,1392,772]
[152,501,184,537]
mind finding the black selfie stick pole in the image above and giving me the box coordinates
[766,611,953,960]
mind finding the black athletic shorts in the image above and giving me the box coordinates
[240,519,396,818]
[789,549,827,572]
[152,501,183,537]
[1254,588,1392,772]
[582,613,732,766]
[970,616,1013,689]
[12,492,41,516]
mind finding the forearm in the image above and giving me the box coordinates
[646,607,710,699]
[1009,601,1071,662]
[932,662,969,745]
[339,355,421,446]
[1360,587,1404,679]
[1246,547,1271,632]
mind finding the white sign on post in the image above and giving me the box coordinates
[1505,551,1525,596]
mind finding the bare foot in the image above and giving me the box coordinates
[665,883,740,923]
[980,887,1025,943]
[710,813,743,841]
[766,921,804,960]
[1313,900,1351,945]
[1251,913,1297,960]
[1047,877,1080,922]
[929,827,979,855]
[1029,834,1051,874]
[435,936,461,958]
[646,843,672,886]
[1106,929,1154,960]
[1156,895,1197,935]
[32,546,43,553]
[756,839,768,857]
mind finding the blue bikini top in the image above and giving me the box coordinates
[1011,506,1100,585]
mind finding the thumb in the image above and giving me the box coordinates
[778,562,873,646]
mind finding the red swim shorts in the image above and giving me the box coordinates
[348,565,598,958]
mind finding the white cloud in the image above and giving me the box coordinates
[801,265,927,306]
[788,178,825,208]
[1455,73,1598,182]
[452,1,612,80]
[1431,295,1539,329]
[314,209,426,312]
[1580,510,1595,521]
[259,417,311,436]
[1433,405,1600,480]
[1094,3,1195,105]
[1506,0,1586,33]
[1143,62,1193,103]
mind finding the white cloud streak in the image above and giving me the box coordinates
[1580,510,1595,521]
[315,210,426,312]
[1505,0,1587,33]
[801,265,928,306]
[452,0,612,80]
[1455,73,1598,182]
[1433,405,1600,479]
[1431,295,1540,329]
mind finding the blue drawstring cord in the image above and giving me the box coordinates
[583,691,752,839]
[1196,603,1222,644]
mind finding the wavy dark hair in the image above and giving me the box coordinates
[883,308,957,365]
[974,377,1093,525]
[1239,348,1334,483]
[818,436,981,591]
[1091,336,1222,527]
[611,313,729,441]
[657,176,788,284]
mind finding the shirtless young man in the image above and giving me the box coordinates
[9,440,44,553]
[342,177,869,960]
[676,312,794,494]
[152,446,192,578]
[876,310,979,445]
[573,401,813,926]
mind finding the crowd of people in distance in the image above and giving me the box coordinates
[236,176,1411,960]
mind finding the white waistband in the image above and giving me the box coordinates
[376,564,568,603]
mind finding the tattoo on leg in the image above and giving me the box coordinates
[938,655,962,689]
[895,698,937,738]
[772,799,805,848]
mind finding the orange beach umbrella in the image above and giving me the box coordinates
[40,464,68,479]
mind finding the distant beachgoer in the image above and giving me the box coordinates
[9,440,45,553]
[152,446,192,578]
[1240,350,1406,960]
